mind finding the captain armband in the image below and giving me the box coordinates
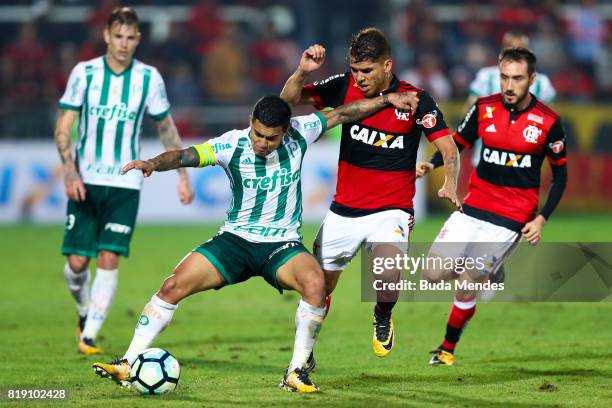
[192,143,216,167]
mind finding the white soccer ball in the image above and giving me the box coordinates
[130,348,180,395]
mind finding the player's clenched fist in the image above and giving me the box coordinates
[122,160,154,177]
[299,44,326,74]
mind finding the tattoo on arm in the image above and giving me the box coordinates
[56,131,73,165]
[325,95,385,127]
[179,147,200,167]
[156,115,188,175]
[147,147,199,172]
[147,150,181,172]
[443,148,459,186]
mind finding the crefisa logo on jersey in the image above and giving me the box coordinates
[89,102,137,122]
[522,125,542,144]
[416,111,437,128]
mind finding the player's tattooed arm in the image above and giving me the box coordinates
[156,114,188,176]
[155,114,194,204]
[433,135,462,210]
[323,92,419,128]
[121,147,199,178]
[55,109,86,201]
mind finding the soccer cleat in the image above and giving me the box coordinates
[429,348,454,366]
[279,368,319,393]
[93,359,131,387]
[304,351,316,373]
[78,337,103,355]
[76,314,86,340]
[372,310,394,357]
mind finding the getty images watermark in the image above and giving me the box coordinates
[371,253,504,292]
[361,242,612,302]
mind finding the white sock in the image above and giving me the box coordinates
[63,263,90,317]
[81,268,118,340]
[123,294,177,365]
[288,300,325,372]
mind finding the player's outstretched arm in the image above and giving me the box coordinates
[322,92,419,128]
[55,109,86,202]
[280,44,326,106]
[432,135,462,210]
[155,114,194,204]
[122,147,200,177]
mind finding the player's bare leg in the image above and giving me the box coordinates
[422,252,459,283]
[64,255,91,346]
[276,253,326,393]
[93,252,225,386]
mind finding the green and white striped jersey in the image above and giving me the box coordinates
[59,56,170,190]
[469,66,556,102]
[193,112,327,243]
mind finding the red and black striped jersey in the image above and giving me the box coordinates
[456,93,567,231]
[305,73,450,216]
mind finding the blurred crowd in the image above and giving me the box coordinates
[0,0,611,139]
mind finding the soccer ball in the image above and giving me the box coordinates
[130,348,180,395]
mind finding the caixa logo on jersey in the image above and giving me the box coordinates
[482,147,532,168]
[349,125,404,149]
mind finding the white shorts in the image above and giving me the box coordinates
[314,209,413,272]
[429,211,520,275]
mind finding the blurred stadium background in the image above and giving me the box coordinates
[0,0,611,225]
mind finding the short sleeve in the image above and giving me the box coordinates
[468,68,492,97]
[59,63,86,111]
[414,91,450,142]
[536,74,556,103]
[146,68,171,121]
[304,73,349,109]
[544,118,567,166]
[192,130,239,168]
[289,112,327,145]
[454,103,479,147]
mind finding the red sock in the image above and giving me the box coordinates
[324,294,332,317]
[441,298,476,352]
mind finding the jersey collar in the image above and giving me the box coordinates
[379,74,400,95]
[503,92,538,115]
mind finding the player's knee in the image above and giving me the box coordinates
[422,254,453,283]
[158,274,186,304]
[301,271,325,307]
[97,250,120,269]
[68,255,89,273]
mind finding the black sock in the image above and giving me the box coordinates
[375,302,395,316]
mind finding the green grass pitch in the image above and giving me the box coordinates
[1,214,611,407]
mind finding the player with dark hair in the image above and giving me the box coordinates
[92,92,417,392]
[55,6,193,355]
[281,27,460,361]
[418,48,568,365]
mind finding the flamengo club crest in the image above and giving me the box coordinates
[523,124,542,144]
